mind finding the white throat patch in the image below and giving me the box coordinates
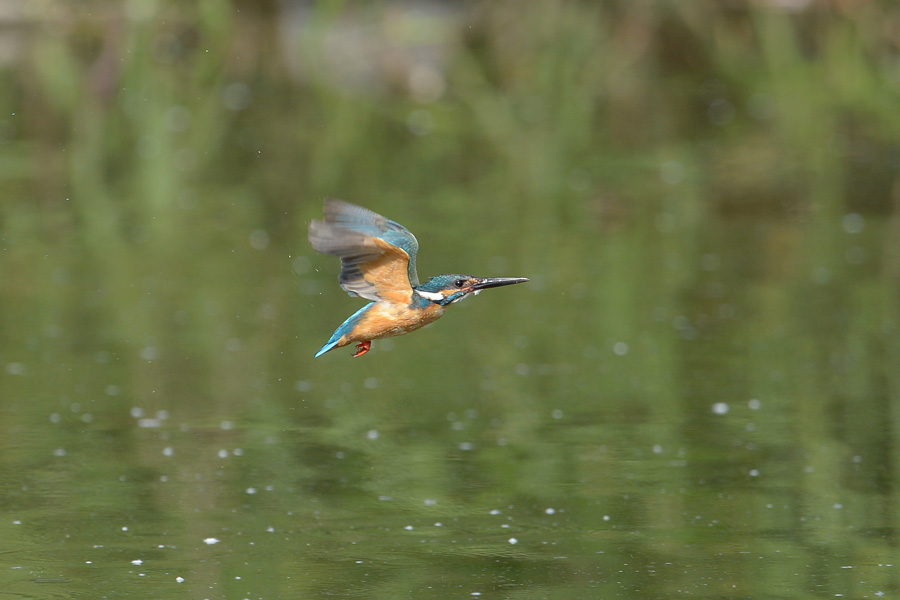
[416,290,444,302]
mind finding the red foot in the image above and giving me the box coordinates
[352,340,371,358]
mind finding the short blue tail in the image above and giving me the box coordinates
[315,337,342,358]
[314,302,375,358]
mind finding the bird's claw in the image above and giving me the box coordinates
[352,341,371,358]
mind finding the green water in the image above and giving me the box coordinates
[2,2,899,598]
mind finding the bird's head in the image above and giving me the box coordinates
[414,274,529,306]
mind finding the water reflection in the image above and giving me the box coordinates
[3,1,900,598]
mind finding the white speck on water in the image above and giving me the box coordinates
[842,213,865,234]
[660,160,685,185]
[613,342,629,355]
[249,229,270,250]
[490,509,501,515]
[176,576,184,583]
[471,593,482,597]
[203,537,220,545]
[222,82,252,111]
[267,526,274,533]
[233,448,244,456]
[13,520,21,525]
[653,444,663,454]
[218,449,229,459]
[162,446,174,457]
[50,413,61,423]
[812,266,832,284]
[748,398,761,410]
[508,537,518,545]
[404,525,414,531]
[246,487,256,495]
[130,407,144,418]
[834,503,843,509]
[459,442,474,451]
[424,498,437,506]
[749,469,760,477]
[6,362,24,375]
[140,346,157,361]
[53,448,66,457]
[364,377,378,389]
[852,455,862,463]
[434,522,442,527]
[131,559,142,565]
[121,526,128,531]
[603,515,610,521]
[367,429,379,440]
[551,409,563,419]
[545,508,556,515]
[712,402,729,415]
[106,385,120,396]
[220,420,234,430]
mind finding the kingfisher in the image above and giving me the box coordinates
[308,199,528,357]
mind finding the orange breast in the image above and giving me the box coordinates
[347,302,445,343]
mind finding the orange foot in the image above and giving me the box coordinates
[352,340,371,358]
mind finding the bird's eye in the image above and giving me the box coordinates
[454,279,466,288]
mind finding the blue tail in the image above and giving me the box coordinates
[314,302,375,357]
[315,336,342,358]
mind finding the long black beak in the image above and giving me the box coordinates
[471,277,529,290]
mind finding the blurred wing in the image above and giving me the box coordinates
[308,199,420,303]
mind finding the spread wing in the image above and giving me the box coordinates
[308,199,421,303]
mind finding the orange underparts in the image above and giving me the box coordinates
[353,340,372,357]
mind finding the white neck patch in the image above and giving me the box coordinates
[416,290,444,302]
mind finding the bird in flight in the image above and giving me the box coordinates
[308,199,528,357]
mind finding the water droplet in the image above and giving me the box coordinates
[842,213,865,234]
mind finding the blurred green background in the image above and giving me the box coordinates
[2,1,900,598]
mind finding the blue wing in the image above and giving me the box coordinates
[308,199,421,303]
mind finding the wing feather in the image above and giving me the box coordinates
[309,199,420,303]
